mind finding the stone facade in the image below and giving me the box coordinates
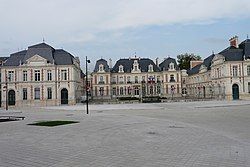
[1,43,84,108]
[186,36,250,100]
[91,57,182,100]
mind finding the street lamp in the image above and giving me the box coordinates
[85,56,90,114]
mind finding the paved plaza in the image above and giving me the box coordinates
[0,100,250,167]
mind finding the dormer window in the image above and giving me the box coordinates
[169,63,175,70]
[148,64,154,72]
[99,64,104,72]
[133,60,140,72]
[119,65,124,73]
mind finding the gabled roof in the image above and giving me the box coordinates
[111,58,160,73]
[3,43,76,66]
[93,59,110,72]
[159,57,179,71]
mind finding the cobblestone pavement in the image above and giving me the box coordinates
[0,100,250,167]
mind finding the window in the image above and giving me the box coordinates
[169,63,174,70]
[8,71,14,82]
[61,70,67,80]
[112,87,116,95]
[232,65,238,77]
[247,65,250,76]
[120,87,124,95]
[99,87,104,96]
[119,76,124,83]
[23,70,27,81]
[170,75,175,82]
[157,76,161,83]
[148,65,153,72]
[47,87,52,99]
[248,82,250,93]
[157,85,161,94]
[47,70,52,81]
[112,77,116,84]
[134,86,139,95]
[127,76,131,83]
[23,88,27,100]
[34,88,40,100]
[142,76,145,82]
[134,66,138,71]
[149,86,154,95]
[99,76,104,82]
[34,70,40,81]
[119,65,124,72]
[99,64,104,72]
[128,86,132,95]
[135,76,138,83]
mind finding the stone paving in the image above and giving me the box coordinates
[0,100,250,167]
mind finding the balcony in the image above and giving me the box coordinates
[111,81,117,84]
[127,81,132,84]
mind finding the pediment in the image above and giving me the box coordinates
[25,54,48,66]
[212,54,225,65]
[199,64,207,73]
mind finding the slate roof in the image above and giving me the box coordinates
[219,46,243,61]
[187,38,250,76]
[93,59,110,72]
[187,54,215,75]
[239,39,250,59]
[4,43,76,66]
[0,57,9,62]
[111,58,160,73]
[159,57,179,71]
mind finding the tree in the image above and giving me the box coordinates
[177,53,201,70]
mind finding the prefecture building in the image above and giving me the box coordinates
[186,36,250,100]
[1,43,84,108]
[92,36,250,101]
[91,56,183,100]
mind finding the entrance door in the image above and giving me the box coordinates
[232,84,239,100]
[8,90,15,105]
[61,88,68,104]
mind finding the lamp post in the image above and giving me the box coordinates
[85,56,90,114]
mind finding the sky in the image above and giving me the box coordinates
[0,0,250,69]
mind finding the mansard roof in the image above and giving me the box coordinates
[188,38,249,76]
[219,46,243,61]
[93,58,110,72]
[159,57,179,71]
[111,58,160,73]
[187,54,215,75]
[4,43,76,66]
[239,39,250,59]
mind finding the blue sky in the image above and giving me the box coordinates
[0,0,250,69]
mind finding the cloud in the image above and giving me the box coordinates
[0,0,250,55]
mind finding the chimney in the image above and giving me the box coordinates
[109,58,112,68]
[229,36,238,48]
[156,57,159,67]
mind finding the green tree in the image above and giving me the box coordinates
[177,53,201,70]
